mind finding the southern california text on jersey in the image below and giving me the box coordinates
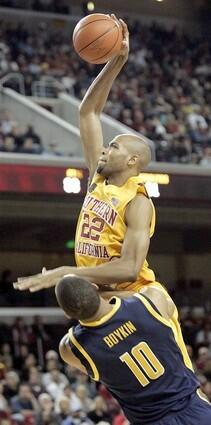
[75,173,156,288]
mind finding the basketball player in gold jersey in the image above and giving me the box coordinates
[14,17,193,371]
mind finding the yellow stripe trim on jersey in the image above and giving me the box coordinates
[79,297,121,327]
[134,293,172,328]
[197,388,211,404]
[136,288,194,371]
[68,328,99,381]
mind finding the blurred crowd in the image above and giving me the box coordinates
[0,308,211,425]
[0,110,64,155]
[0,0,70,14]
[0,18,211,164]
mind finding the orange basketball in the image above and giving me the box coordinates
[73,14,123,64]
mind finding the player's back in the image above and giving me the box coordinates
[69,294,199,424]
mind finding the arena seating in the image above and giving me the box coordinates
[0,20,210,164]
[0,109,65,155]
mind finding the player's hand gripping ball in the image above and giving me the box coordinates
[73,13,124,64]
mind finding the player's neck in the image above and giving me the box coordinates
[83,298,113,323]
[106,169,138,186]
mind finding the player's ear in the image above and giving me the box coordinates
[128,155,138,167]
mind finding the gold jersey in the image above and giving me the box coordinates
[75,173,156,289]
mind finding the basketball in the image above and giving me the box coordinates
[73,13,123,64]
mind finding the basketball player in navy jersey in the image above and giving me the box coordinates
[56,275,211,425]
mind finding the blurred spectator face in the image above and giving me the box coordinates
[23,137,34,150]
[4,136,15,152]
[46,359,58,371]
[1,344,11,355]
[5,371,19,389]
[198,347,209,360]
[24,354,37,369]
[19,384,32,401]
[4,355,13,372]
[64,385,72,397]
[76,372,89,385]
[45,350,59,361]
[76,384,88,401]
[20,344,29,358]
[12,125,23,137]
[38,393,53,411]
[50,369,60,382]
[204,146,211,158]
[58,396,70,415]
[94,396,106,411]
[29,368,41,385]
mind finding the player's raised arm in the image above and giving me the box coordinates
[79,17,129,180]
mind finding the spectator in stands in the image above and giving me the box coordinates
[37,392,59,425]
[14,343,30,370]
[62,384,82,413]
[24,125,43,149]
[75,384,92,413]
[57,396,75,425]
[46,368,68,400]
[195,322,211,346]
[45,350,59,362]
[0,111,16,135]
[12,318,33,359]
[21,353,38,381]
[0,382,9,413]
[3,371,19,402]
[88,396,111,424]
[28,367,45,397]
[196,347,210,371]
[200,146,211,167]
[1,343,12,359]
[10,383,39,421]
[20,137,42,154]
[0,136,17,153]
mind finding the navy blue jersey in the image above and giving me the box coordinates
[69,294,199,424]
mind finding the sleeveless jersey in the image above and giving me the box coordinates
[69,294,199,424]
[75,173,156,289]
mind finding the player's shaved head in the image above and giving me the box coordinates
[55,275,100,320]
[117,134,151,170]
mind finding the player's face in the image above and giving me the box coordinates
[97,137,130,176]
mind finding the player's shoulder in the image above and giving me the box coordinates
[126,193,153,222]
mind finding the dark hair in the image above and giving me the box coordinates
[55,275,100,321]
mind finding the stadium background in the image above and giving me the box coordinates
[0,0,211,424]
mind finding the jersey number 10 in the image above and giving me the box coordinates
[120,341,165,387]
